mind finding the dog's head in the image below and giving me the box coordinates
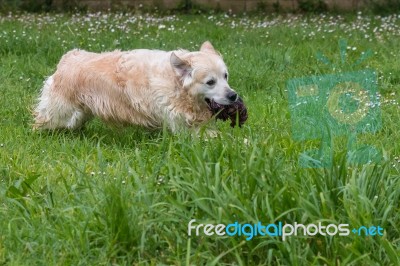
[170,41,238,106]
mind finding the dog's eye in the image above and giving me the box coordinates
[224,73,228,80]
[206,79,216,86]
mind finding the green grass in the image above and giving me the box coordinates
[0,12,400,265]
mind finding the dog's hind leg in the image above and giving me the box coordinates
[66,110,92,129]
[33,76,91,130]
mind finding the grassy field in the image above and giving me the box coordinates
[0,11,399,265]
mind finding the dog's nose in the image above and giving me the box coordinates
[227,91,238,102]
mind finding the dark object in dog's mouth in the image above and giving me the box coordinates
[205,97,248,127]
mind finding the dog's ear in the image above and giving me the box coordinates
[200,41,218,54]
[170,52,191,78]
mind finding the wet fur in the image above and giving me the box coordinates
[33,41,236,132]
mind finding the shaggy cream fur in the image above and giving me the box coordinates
[33,41,238,132]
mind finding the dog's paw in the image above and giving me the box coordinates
[192,128,219,139]
[204,129,219,139]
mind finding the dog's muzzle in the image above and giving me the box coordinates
[226,91,238,103]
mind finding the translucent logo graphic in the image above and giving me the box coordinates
[287,40,381,168]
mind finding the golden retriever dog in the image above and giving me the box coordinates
[33,41,238,132]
